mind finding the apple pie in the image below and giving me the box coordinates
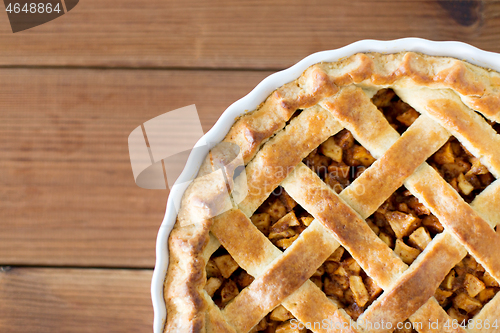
[164,51,500,333]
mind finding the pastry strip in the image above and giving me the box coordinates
[217,217,340,332]
[408,298,468,333]
[320,85,400,158]
[237,105,343,217]
[211,209,281,276]
[395,87,500,178]
[224,65,338,164]
[212,210,356,333]
[471,179,500,229]
[358,232,467,333]
[405,164,500,283]
[281,281,361,333]
[281,162,408,289]
[468,292,500,333]
[339,114,450,219]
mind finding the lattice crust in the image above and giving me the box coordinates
[164,52,500,333]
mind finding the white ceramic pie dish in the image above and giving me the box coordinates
[151,38,500,333]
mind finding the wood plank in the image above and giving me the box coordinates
[0,0,499,69]
[0,267,153,333]
[0,68,272,267]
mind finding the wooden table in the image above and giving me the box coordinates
[0,1,499,332]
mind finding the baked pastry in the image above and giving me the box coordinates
[164,52,500,333]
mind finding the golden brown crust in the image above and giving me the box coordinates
[471,180,500,228]
[222,220,338,332]
[359,233,466,333]
[237,105,342,217]
[211,209,281,276]
[320,86,400,159]
[210,209,360,332]
[341,114,449,219]
[164,222,211,333]
[405,164,500,283]
[394,87,500,179]
[224,66,338,164]
[164,51,500,332]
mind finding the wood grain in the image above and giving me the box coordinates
[0,0,499,69]
[0,267,153,333]
[0,68,271,267]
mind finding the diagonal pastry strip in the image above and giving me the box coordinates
[404,164,500,283]
[408,298,467,333]
[471,179,500,228]
[225,66,338,164]
[210,209,360,333]
[467,292,500,333]
[395,87,500,178]
[338,113,451,219]
[319,85,401,159]
[204,292,238,333]
[221,219,337,332]
[211,209,281,276]
[237,105,343,217]
[357,232,466,333]
[280,281,359,333]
